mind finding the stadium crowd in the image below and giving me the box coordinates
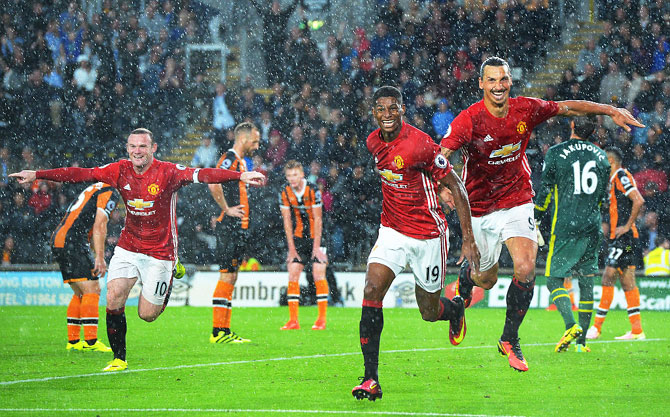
[0,0,668,269]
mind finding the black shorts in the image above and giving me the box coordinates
[216,218,250,272]
[605,233,641,270]
[52,246,97,283]
[291,237,325,265]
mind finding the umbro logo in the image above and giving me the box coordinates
[483,135,494,142]
[123,184,131,191]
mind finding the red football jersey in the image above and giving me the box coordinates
[89,159,199,260]
[367,122,453,239]
[440,97,559,216]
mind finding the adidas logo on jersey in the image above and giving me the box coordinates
[483,135,494,142]
[123,184,131,191]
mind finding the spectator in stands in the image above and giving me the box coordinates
[191,134,219,168]
[576,39,600,75]
[212,82,236,152]
[72,55,96,91]
[600,62,629,105]
[249,0,300,86]
[431,98,454,139]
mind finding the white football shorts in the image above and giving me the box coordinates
[472,202,537,272]
[107,246,174,305]
[367,225,449,293]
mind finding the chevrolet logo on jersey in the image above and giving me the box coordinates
[489,141,522,158]
[127,199,154,210]
[379,169,403,182]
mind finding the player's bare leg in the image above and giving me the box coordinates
[104,277,137,370]
[282,262,304,330]
[457,262,497,307]
[497,236,537,372]
[311,262,328,330]
[353,263,394,401]
[415,285,466,346]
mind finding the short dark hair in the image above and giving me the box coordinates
[480,56,509,78]
[606,146,624,164]
[130,128,154,142]
[373,85,403,105]
[234,121,257,139]
[654,235,668,248]
[572,116,597,139]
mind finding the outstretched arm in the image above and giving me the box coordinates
[556,100,644,132]
[196,168,265,186]
[10,167,95,184]
[439,170,480,273]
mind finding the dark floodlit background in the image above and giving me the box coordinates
[0,0,667,270]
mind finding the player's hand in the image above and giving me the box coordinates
[240,171,266,186]
[535,224,545,247]
[312,247,328,263]
[614,225,630,238]
[611,107,644,132]
[286,247,301,265]
[9,170,37,184]
[225,204,245,218]
[438,187,455,211]
[458,236,480,275]
[93,256,107,278]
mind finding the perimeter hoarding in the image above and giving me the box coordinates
[1,271,669,310]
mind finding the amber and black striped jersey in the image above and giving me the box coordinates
[216,149,249,229]
[608,167,639,239]
[51,182,119,249]
[279,179,322,239]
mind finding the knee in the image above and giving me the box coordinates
[514,261,536,282]
[139,312,159,322]
[477,271,498,290]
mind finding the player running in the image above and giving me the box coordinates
[586,147,646,341]
[55,182,119,353]
[279,160,329,331]
[440,56,643,371]
[534,116,610,353]
[352,86,479,401]
[11,128,265,372]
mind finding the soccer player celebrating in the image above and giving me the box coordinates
[534,116,610,353]
[208,122,260,344]
[586,147,646,341]
[352,86,479,401]
[55,182,119,353]
[440,56,643,371]
[279,160,329,331]
[11,128,265,371]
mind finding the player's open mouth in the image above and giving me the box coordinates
[382,120,395,128]
[491,90,506,99]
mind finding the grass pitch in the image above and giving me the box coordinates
[0,305,668,417]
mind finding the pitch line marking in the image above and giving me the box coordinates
[0,338,665,386]
[0,408,523,417]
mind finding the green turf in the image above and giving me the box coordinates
[0,306,668,417]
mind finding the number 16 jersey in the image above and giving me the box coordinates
[534,139,610,237]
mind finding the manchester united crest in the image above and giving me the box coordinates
[394,155,404,169]
[148,183,160,195]
[516,121,527,134]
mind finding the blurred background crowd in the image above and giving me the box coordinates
[0,0,668,270]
